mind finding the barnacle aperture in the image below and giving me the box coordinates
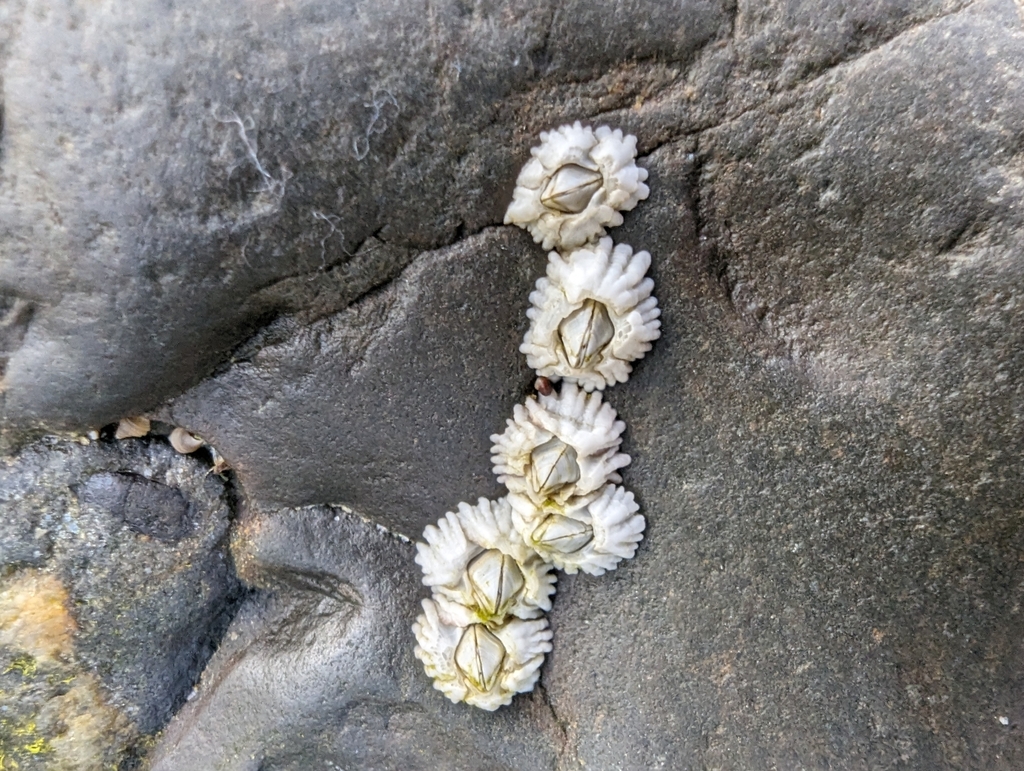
[531,513,594,554]
[540,163,604,214]
[466,550,526,620]
[504,122,649,251]
[454,624,506,692]
[558,298,615,369]
[527,437,581,499]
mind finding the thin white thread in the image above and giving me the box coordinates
[352,89,400,161]
[310,210,349,275]
[214,108,290,197]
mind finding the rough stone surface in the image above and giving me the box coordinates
[0,570,135,770]
[166,228,542,535]
[1,0,1023,769]
[0,437,243,745]
[0,0,724,440]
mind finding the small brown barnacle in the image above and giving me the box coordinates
[531,514,594,554]
[540,163,604,214]
[169,427,205,455]
[534,376,554,396]
[466,549,526,620]
[527,437,581,498]
[557,298,615,369]
[454,624,507,693]
[114,416,151,440]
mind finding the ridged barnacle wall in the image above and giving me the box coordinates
[504,122,650,250]
[520,238,661,391]
[413,121,659,709]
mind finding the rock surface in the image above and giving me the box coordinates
[149,505,561,770]
[0,438,243,764]
[1,0,1024,769]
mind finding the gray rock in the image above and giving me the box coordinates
[166,227,542,536]
[1,0,1023,769]
[77,471,196,542]
[149,505,561,771]
[0,437,244,736]
[0,0,723,441]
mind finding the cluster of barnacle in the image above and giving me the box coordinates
[413,122,660,710]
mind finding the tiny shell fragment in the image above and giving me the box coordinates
[169,427,204,454]
[114,416,150,440]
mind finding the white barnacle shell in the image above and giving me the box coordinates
[504,122,649,251]
[415,497,556,624]
[490,383,629,508]
[412,596,553,711]
[521,237,661,391]
[509,485,645,576]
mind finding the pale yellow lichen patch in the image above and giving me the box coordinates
[0,570,77,663]
[40,674,134,770]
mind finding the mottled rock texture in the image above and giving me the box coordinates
[2,0,1024,768]
[0,438,243,764]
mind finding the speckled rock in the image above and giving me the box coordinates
[0,436,243,752]
[1,0,1023,769]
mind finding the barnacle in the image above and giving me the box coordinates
[504,122,649,251]
[521,238,661,390]
[491,383,629,508]
[509,485,645,576]
[415,123,656,712]
[412,596,553,711]
[415,497,556,624]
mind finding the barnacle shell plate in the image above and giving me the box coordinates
[412,596,553,711]
[509,485,646,576]
[415,497,556,623]
[522,237,661,391]
[491,383,629,508]
[505,122,649,251]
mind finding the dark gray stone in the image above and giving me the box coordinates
[166,227,542,536]
[1,0,1023,768]
[0,437,244,736]
[0,0,725,441]
[149,506,561,771]
[76,471,195,542]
